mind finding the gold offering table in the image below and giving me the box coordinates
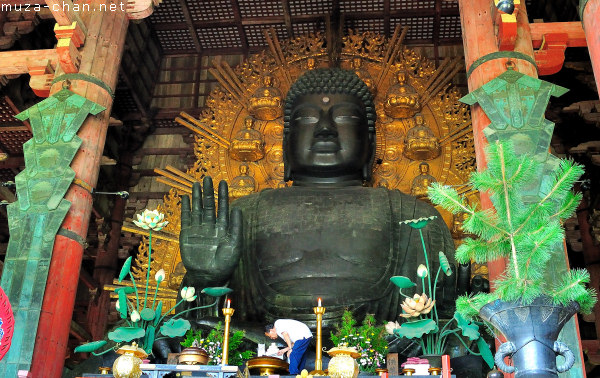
[247,356,290,376]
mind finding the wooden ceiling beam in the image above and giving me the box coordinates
[433,0,442,65]
[281,0,293,37]
[0,156,24,169]
[177,0,202,53]
[117,74,149,118]
[0,49,58,75]
[152,7,459,31]
[384,0,390,37]
[230,0,249,55]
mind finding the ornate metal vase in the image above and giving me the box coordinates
[112,343,148,378]
[327,347,360,378]
[479,296,579,377]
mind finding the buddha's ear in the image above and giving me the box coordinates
[362,128,377,182]
[283,129,292,182]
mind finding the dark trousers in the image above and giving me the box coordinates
[288,337,312,374]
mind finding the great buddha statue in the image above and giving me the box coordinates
[249,75,283,121]
[383,70,420,119]
[179,69,456,325]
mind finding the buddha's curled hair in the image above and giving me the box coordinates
[283,68,376,131]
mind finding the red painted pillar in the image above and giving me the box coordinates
[30,2,129,377]
[582,0,600,94]
[458,0,536,289]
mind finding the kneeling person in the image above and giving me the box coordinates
[265,319,313,374]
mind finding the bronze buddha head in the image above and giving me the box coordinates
[282,68,376,186]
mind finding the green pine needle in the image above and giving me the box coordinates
[431,139,596,319]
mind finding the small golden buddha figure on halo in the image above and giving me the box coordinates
[305,57,317,70]
[350,57,376,96]
[249,75,283,121]
[411,162,437,200]
[229,163,256,200]
[403,113,441,161]
[229,116,265,162]
[451,211,475,239]
[383,70,420,119]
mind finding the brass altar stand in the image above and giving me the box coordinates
[80,364,238,378]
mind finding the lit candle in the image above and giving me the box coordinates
[318,297,322,307]
[227,299,231,308]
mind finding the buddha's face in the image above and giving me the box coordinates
[285,93,373,182]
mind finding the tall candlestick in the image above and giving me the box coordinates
[222,306,235,365]
[310,301,326,376]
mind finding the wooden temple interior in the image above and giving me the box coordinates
[1,0,600,375]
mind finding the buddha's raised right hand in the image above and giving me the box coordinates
[179,177,243,287]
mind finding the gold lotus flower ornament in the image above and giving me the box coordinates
[400,294,435,318]
[133,209,169,231]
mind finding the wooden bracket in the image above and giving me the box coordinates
[494,0,521,51]
[126,0,162,20]
[54,22,84,74]
[533,33,569,76]
[27,60,54,98]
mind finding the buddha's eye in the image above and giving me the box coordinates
[294,116,319,124]
[334,115,362,123]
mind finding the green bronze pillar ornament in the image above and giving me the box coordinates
[0,88,104,376]
[460,69,585,378]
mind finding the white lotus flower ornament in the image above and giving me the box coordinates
[133,209,169,231]
[181,287,197,302]
[155,269,166,284]
[385,321,400,335]
[130,310,141,322]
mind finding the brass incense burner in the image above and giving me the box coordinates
[247,356,289,376]
[178,347,209,365]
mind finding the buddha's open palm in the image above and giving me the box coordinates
[179,177,242,287]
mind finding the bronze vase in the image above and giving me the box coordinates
[479,296,579,377]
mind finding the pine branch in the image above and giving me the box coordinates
[513,160,583,236]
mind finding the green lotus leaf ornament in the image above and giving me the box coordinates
[118,256,132,282]
[439,251,453,276]
[108,327,146,343]
[154,302,163,326]
[399,216,438,229]
[160,318,191,337]
[201,287,233,297]
[454,312,480,341]
[140,308,156,321]
[74,340,107,353]
[114,286,136,294]
[390,276,416,289]
[393,319,438,339]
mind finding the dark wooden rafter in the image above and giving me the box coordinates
[433,0,442,65]
[384,0,391,37]
[151,8,460,31]
[281,0,293,37]
[230,0,249,56]
[118,73,149,118]
[177,0,202,53]
[193,52,203,107]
